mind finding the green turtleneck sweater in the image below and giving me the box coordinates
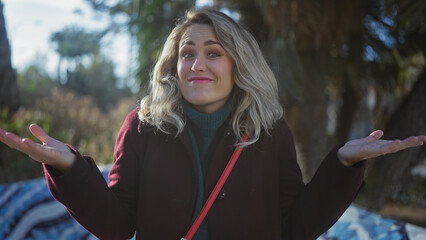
[183,100,232,240]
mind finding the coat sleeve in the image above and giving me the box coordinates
[275,119,366,239]
[43,108,145,240]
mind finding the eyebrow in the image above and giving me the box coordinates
[180,40,220,47]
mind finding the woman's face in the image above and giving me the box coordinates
[177,24,235,114]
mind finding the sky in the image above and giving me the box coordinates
[2,0,219,82]
[2,0,133,79]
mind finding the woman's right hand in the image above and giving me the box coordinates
[0,124,75,172]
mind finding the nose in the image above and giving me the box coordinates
[191,56,206,72]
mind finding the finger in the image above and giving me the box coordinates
[23,137,75,168]
[372,136,422,157]
[381,139,401,154]
[365,130,384,142]
[3,132,27,152]
[358,140,397,160]
[0,128,7,142]
[21,138,52,163]
[0,130,41,156]
[398,136,425,149]
[29,124,51,143]
[0,128,11,143]
[418,135,426,142]
[22,138,43,156]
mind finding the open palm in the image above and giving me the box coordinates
[337,130,426,167]
[0,124,75,171]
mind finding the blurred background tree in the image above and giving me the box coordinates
[50,26,131,111]
[0,0,136,183]
[85,0,196,87]
[0,0,425,226]
[211,0,426,225]
[0,1,19,115]
[50,26,101,81]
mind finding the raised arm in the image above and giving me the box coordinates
[1,110,143,240]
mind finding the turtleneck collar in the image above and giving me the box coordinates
[183,98,232,131]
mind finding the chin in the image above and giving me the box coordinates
[187,99,211,106]
[185,94,212,104]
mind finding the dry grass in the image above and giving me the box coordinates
[380,202,426,228]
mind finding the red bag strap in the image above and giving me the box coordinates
[182,132,249,240]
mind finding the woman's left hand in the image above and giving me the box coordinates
[337,130,426,167]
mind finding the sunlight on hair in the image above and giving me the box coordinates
[196,0,214,7]
[219,8,240,21]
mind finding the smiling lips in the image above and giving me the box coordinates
[188,76,213,83]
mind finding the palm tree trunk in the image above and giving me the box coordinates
[359,70,426,211]
[0,1,19,114]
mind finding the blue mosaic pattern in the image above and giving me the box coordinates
[0,177,98,240]
[1,167,425,240]
[320,204,426,240]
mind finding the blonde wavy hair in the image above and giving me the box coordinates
[139,7,283,146]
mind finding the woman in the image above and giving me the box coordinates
[0,8,424,240]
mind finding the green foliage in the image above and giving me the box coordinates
[3,50,136,183]
[29,87,135,164]
[50,26,101,59]
[0,87,137,184]
[133,0,196,87]
[17,61,57,108]
[0,107,52,183]
[67,57,132,111]
[48,24,132,111]
[85,0,196,88]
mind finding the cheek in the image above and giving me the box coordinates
[215,57,234,80]
[221,64,235,87]
[177,60,191,79]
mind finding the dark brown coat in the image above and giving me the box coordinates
[44,108,366,240]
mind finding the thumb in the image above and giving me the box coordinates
[365,130,384,142]
[29,124,51,143]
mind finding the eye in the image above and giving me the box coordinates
[208,51,221,58]
[181,52,194,59]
